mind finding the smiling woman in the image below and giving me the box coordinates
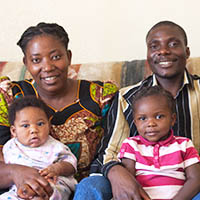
[0,22,118,199]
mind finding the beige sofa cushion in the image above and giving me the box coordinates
[0,57,200,88]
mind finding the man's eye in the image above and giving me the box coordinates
[52,55,61,60]
[169,41,178,48]
[149,44,159,50]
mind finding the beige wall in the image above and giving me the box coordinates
[0,0,199,64]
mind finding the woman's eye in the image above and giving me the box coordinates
[32,58,40,64]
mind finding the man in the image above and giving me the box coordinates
[74,21,200,200]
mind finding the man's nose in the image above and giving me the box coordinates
[158,45,170,56]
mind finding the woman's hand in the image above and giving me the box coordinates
[108,165,151,200]
[12,165,53,200]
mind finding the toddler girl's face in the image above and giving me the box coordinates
[133,95,176,142]
[10,106,50,147]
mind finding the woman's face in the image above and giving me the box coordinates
[23,35,72,94]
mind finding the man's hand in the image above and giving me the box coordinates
[108,165,151,200]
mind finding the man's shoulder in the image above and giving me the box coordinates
[119,76,153,98]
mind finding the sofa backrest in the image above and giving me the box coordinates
[1,57,200,88]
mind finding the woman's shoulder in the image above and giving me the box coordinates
[80,79,118,95]
[79,79,118,106]
[11,79,37,98]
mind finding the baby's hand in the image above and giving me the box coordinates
[39,167,57,184]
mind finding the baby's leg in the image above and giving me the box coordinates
[0,190,21,200]
[50,176,77,200]
[31,196,44,200]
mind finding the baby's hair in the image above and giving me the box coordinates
[133,86,176,113]
[8,96,51,125]
[146,20,188,46]
[17,22,69,54]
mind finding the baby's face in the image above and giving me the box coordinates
[133,95,176,142]
[10,106,50,147]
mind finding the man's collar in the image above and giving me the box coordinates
[152,69,194,89]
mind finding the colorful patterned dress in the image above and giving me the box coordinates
[0,78,118,181]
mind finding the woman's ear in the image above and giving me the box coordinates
[10,125,17,138]
[23,56,27,66]
[67,50,72,65]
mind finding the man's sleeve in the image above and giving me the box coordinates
[90,91,131,177]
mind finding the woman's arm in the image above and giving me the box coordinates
[0,159,53,199]
[173,163,200,200]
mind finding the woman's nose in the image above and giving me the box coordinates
[42,59,55,72]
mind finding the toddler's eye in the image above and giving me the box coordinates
[156,115,164,119]
[139,116,146,121]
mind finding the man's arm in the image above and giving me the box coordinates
[90,92,131,175]
[90,91,145,199]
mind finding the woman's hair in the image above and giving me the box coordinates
[132,86,176,113]
[8,96,51,125]
[17,22,69,54]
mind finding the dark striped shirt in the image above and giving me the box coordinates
[90,70,200,177]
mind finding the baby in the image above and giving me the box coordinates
[118,86,200,200]
[0,96,77,200]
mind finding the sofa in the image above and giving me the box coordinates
[1,57,200,88]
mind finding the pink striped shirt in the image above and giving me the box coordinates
[118,131,200,200]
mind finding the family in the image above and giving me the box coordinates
[0,20,200,200]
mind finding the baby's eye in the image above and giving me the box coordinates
[156,114,164,119]
[37,121,44,126]
[22,124,29,128]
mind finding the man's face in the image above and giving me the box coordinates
[146,25,190,79]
